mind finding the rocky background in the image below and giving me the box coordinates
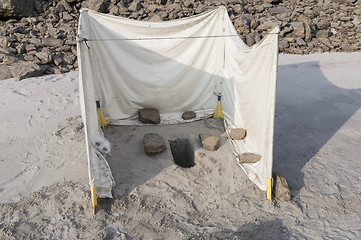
[0,0,360,80]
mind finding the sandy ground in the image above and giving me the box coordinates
[0,52,361,239]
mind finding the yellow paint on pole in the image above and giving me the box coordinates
[213,96,224,118]
[267,177,272,203]
[91,186,97,215]
[96,100,108,128]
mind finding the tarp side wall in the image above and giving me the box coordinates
[78,10,115,198]
[222,27,279,190]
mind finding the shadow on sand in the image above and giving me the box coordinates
[273,61,361,197]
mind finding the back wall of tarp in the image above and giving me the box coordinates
[77,6,279,198]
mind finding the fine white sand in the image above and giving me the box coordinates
[0,52,361,239]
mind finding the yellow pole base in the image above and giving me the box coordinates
[96,100,108,128]
[91,186,98,215]
[97,108,108,128]
[267,177,272,203]
[213,100,224,118]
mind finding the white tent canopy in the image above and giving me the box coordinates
[77,7,279,198]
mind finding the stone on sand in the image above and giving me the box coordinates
[199,134,220,151]
[230,128,247,140]
[238,152,261,164]
[138,108,161,124]
[273,173,291,201]
[143,133,166,155]
[182,111,196,120]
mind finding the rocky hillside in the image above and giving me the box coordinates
[0,0,360,80]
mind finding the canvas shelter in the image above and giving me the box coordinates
[77,6,279,207]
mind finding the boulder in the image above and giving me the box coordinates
[230,128,247,140]
[263,0,280,3]
[352,17,361,26]
[279,40,289,51]
[108,4,119,15]
[81,0,107,13]
[199,134,220,151]
[149,14,163,22]
[303,9,314,18]
[234,16,250,34]
[25,44,36,52]
[0,37,10,48]
[157,0,167,5]
[62,53,76,65]
[10,61,43,80]
[128,0,142,12]
[290,22,305,38]
[269,7,292,14]
[0,64,13,80]
[0,0,35,19]
[143,133,166,155]
[16,44,26,54]
[166,3,181,12]
[57,0,73,13]
[138,108,161,124]
[35,51,52,63]
[233,4,245,14]
[317,19,330,30]
[61,12,74,21]
[304,22,312,41]
[255,5,265,13]
[273,173,291,201]
[238,152,261,164]
[315,30,332,38]
[256,20,278,32]
[41,38,64,47]
[53,55,63,66]
[182,111,196,120]
[246,33,255,46]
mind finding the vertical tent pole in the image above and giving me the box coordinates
[96,100,108,128]
[91,185,97,215]
[267,177,272,203]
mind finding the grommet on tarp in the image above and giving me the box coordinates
[213,95,224,118]
[96,100,108,128]
[80,38,90,49]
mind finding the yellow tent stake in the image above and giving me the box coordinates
[96,100,108,128]
[213,95,224,118]
[267,177,272,203]
[91,186,98,215]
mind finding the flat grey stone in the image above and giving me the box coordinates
[138,108,160,124]
[143,133,166,156]
[182,111,196,120]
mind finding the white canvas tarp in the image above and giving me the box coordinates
[77,7,279,198]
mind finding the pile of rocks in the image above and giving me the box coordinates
[0,0,360,80]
